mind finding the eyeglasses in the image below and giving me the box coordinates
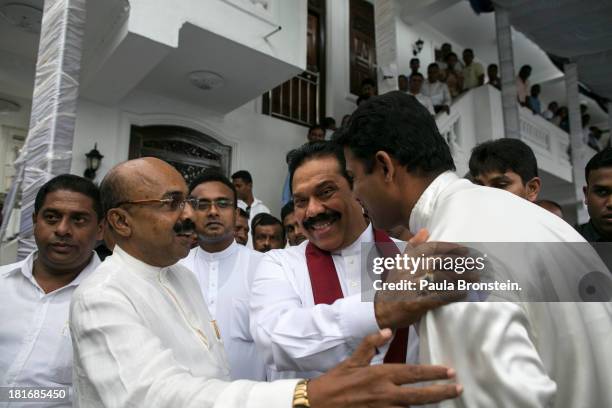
[115,196,199,212]
[192,198,234,211]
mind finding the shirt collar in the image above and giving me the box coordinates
[197,240,239,262]
[3,250,100,291]
[334,223,373,257]
[112,244,165,280]
[409,171,459,233]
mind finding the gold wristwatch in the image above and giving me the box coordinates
[292,379,310,408]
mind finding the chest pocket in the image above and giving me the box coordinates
[230,298,252,342]
[50,323,73,385]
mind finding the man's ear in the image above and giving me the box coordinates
[583,185,588,201]
[32,211,37,226]
[95,218,104,241]
[525,177,542,202]
[107,208,132,238]
[374,151,396,182]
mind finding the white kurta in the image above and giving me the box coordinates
[0,251,99,408]
[179,242,266,381]
[410,171,612,408]
[69,245,297,408]
[250,225,416,380]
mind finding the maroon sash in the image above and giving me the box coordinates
[305,229,408,363]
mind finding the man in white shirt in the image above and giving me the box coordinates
[336,90,612,407]
[179,170,266,380]
[70,156,462,408]
[250,142,465,380]
[408,73,435,115]
[1,174,103,408]
[422,63,451,115]
[251,213,286,252]
[232,170,271,247]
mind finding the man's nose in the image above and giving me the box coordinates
[55,216,72,237]
[304,197,325,219]
[181,201,195,222]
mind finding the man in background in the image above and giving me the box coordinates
[180,170,266,380]
[251,213,285,252]
[234,208,250,245]
[422,63,451,115]
[577,148,612,242]
[469,138,541,202]
[408,73,435,115]
[232,170,271,246]
[281,201,306,246]
[461,49,484,91]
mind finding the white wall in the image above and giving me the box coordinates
[70,92,308,219]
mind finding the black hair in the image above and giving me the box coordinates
[409,72,424,80]
[281,201,294,222]
[189,169,238,207]
[427,63,439,70]
[519,65,532,78]
[35,174,103,220]
[231,170,253,184]
[333,91,455,176]
[237,208,249,219]
[361,78,376,87]
[469,139,538,183]
[251,212,285,241]
[410,58,420,65]
[398,74,408,80]
[585,147,612,184]
[445,52,458,62]
[463,48,474,55]
[288,141,353,193]
[488,63,498,70]
[308,124,324,134]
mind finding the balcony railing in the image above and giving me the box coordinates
[262,69,320,127]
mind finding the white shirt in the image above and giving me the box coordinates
[238,197,271,248]
[408,92,435,115]
[0,251,100,408]
[421,81,451,108]
[409,172,612,408]
[250,225,415,380]
[70,245,297,408]
[179,242,266,381]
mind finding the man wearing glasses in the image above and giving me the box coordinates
[69,156,462,407]
[179,170,266,380]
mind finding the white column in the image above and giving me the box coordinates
[2,0,86,259]
[564,62,588,224]
[494,7,520,139]
[374,0,399,95]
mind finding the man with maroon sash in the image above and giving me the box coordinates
[250,142,457,381]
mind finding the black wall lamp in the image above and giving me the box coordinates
[84,144,104,180]
[413,38,424,56]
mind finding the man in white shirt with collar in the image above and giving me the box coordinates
[336,90,612,407]
[0,174,102,407]
[232,170,271,238]
[422,63,451,115]
[69,157,462,408]
[250,142,463,380]
[179,170,266,380]
[407,73,435,115]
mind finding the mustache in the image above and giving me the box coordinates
[302,210,341,230]
[173,219,196,235]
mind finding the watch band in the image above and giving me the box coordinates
[292,379,310,408]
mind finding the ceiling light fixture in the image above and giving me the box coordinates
[188,71,225,91]
[0,3,43,34]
